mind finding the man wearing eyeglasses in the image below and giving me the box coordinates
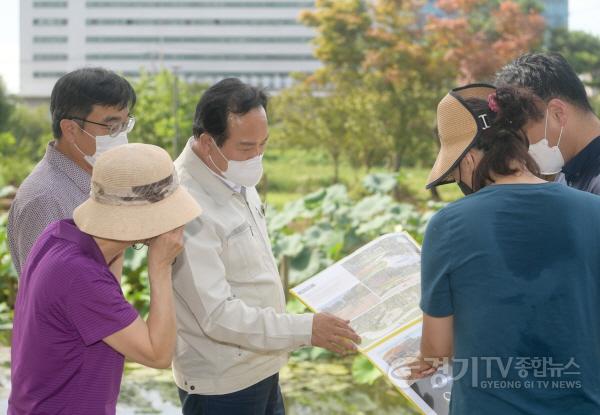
[7,67,136,276]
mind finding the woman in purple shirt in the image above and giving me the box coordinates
[9,143,202,414]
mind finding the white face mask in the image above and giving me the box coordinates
[528,109,564,175]
[209,138,264,187]
[75,128,129,166]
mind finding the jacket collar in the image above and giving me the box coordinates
[177,137,242,205]
[562,135,600,184]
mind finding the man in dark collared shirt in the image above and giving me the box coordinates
[496,52,600,194]
[7,68,136,275]
[557,136,600,194]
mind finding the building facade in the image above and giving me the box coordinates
[20,0,319,98]
[20,0,569,99]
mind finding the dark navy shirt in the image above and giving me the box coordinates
[557,135,600,195]
[421,182,600,415]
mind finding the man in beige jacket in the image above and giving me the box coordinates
[172,78,361,415]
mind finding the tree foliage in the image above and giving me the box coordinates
[549,28,600,88]
[428,0,545,83]
[300,0,370,81]
[0,90,52,186]
[0,80,14,131]
[271,79,389,181]
[7,105,53,159]
[362,0,450,171]
[273,0,545,177]
[128,70,208,157]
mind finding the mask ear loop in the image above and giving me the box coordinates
[543,108,548,137]
[556,125,564,148]
[463,154,478,191]
[208,136,229,174]
[458,158,469,188]
[72,122,96,162]
[210,137,229,163]
[545,107,564,149]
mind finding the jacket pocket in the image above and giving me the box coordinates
[225,223,263,283]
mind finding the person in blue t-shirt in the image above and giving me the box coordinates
[412,83,600,415]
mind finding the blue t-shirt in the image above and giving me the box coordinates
[421,182,600,415]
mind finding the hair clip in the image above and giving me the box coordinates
[488,93,499,113]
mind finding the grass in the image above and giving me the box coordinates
[261,147,463,210]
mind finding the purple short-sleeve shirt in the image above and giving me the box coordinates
[9,219,139,415]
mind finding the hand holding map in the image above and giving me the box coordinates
[311,312,361,355]
[291,233,452,415]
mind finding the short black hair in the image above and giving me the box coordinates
[192,78,268,146]
[50,67,136,138]
[495,52,593,112]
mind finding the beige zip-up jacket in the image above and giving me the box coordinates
[172,138,314,395]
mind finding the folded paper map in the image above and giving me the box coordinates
[291,232,452,415]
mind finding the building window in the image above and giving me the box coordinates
[86,53,314,61]
[123,70,293,79]
[33,71,67,78]
[33,18,68,26]
[86,1,313,7]
[33,53,68,61]
[86,35,313,43]
[34,1,68,6]
[33,36,68,43]
[86,18,299,26]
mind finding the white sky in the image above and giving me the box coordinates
[0,0,598,93]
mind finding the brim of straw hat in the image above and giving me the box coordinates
[426,83,496,189]
[73,186,202,241]
[426,137,474,189]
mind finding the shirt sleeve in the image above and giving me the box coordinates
[8,195,64,276]
[420,209,454,317]
[66,266,139,346]
[586,176,600,196]
[554,173,567,185]
[173,217,313,352]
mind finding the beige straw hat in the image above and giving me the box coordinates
[426,83,497,189]
[74,143,202,241]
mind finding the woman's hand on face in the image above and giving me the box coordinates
[147,226,184,273]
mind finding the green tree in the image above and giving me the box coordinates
[0,103,52,186]
[0,131,33,186]
[0,213,18,324]
[0,80,14,131]
[549,28,600,88]
[272,80,350,182]
[274,0,398,181]
[363,0,450,172]
[300,0,371,85]
[291,0,445,175]
[8,104,52,159]
[287,0,546,174]
[271,69,393,181]
[128,70,208,157]
[342,90,392,172]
